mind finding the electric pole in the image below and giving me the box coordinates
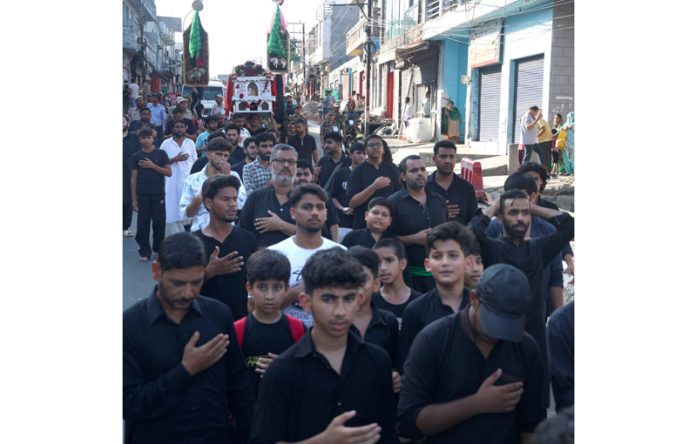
[365,0,372,121]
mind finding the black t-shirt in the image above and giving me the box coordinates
[240,313,305,398]
[193,227,258,320]
[322,203,339,240]
[397,287,470,372]
[328,166,354,228]
[372,289,422,328]
[398,309,546,443]
[248,127,266,137]
[426,172,480,226]
[238,185,295,248]
[288,134,318,164]
[231,146,246,164]
[123,133,140,202]
[317,153,349,188]
[341,228,379,249]
[346,161,401,229]
[231,160,247,179]
[129,149,170,195]
[387,189,447,270]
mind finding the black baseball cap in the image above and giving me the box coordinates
[476,263,530,342]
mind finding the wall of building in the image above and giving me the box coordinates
[438,39,469,141]
[328,6,360,71]
[500,8,553,147]
[548,0,574,119]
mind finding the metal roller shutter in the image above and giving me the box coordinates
[513,55,544,143]
[478,65,502,142]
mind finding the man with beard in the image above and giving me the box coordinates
[193,175,257,320]
[316,131,349,188]
[224,124,247,164]
[484,173,564,315]
[123,115,139,237]
[123,232,255,443]
[426,140,479,226]
[163,107,197,142]
[129,107,155,134]
[387,155,447,294]
[161,119,198,235]
[266,184,345,328]
[179,137,246,232]
[294,160,340,242]
[128,96,146,123]
[246,114,266,137]
[232,136,257,178]
[242,132,274,194]
[468,189,574,409]
[232,113,252,140]
[239,144,299,248]
[288,117,318,165]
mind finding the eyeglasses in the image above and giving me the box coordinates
[366,143,382,148]
[272,159,298,166]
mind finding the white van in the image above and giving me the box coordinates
[181,80,226,116]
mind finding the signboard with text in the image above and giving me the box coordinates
[469,21,502,69]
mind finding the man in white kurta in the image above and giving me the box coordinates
[160,119,197,235]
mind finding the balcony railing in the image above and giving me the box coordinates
[425,0,459,21]
[345,18,366,56]
[379,23,423,53]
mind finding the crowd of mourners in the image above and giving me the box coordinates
[123,93,575,444]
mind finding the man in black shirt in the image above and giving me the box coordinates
[288,117,318,165]
[193,175,257,320]
[346,135,400,229]
[128,107,155,134]
[123,115,140,237]
[238,144,299,248]
[547,300,574,412]
[388,155,447,293]
[468,189,574,407]
[232,136,257,179]
[373,237,422,326]
[327,141,366,231]
[246,114,266,137]
[426,140,479,226]
[123,233,255,444]
[397,264,546,443]
[225,124,247,164]
[316,131,349,187]
[397,222,476,372]
[130,127,172,261]
[163,107,197,142]
[250,248,398,444]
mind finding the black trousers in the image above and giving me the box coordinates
[123,203,133,231]
[135,193,165,258]
[537,141,552,168]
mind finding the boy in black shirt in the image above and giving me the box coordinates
[130,127,172,261]
[397,264,546,443]
[347,246,401,393]
[234,249,305,398]
[341,197,393,249]
[373,237,422,327]
[397,222,476,372]
[250,248,398,444]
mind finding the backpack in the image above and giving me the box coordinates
[234,315,305,349]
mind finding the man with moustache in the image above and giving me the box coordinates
[242,132,275,194]
[129,107,155,134]
[179,137,246,232]
[468,189,574,408]
[239,144,299,248]
[232,136,257,179]
[316,131,349,188]
[426,140,479,226]
[193,175,257,321]
[123,233,255,444]
[161,118,198,235]
[266,183,345,328]
[224,124,247,164]
[388,155,447,293]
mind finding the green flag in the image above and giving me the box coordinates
[267,5,286,58]
[189,11,202,59]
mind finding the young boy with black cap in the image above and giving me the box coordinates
[397,263,546,443]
